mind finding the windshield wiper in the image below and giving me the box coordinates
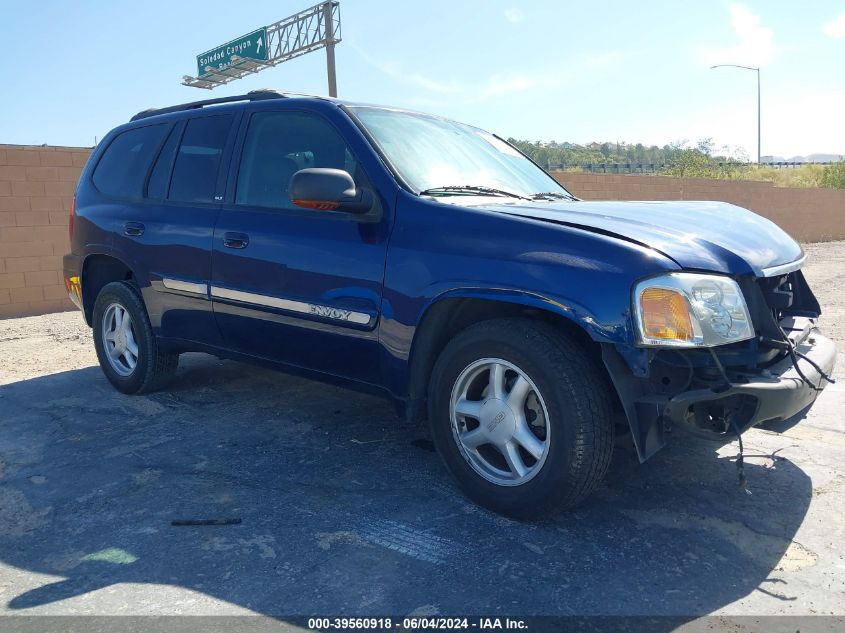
[531,191,578,201]
[418,185,531,201]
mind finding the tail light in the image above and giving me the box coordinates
[68,195,76,242]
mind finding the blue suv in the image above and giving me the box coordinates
[64,90,836,517]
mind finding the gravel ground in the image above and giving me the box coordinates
[802,241,845,344]
[0,242,843,624]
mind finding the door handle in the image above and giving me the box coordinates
[223,232,249,249]
[124,221,145,237]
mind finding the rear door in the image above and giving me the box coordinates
[109,113,238,343]
[210,106,390,384]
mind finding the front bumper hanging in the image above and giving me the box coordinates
[603,322,837,463]
[663,328,837,431]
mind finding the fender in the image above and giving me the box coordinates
[420,285,630,345]
[102,243,145,286]
[78,247,137,324]
[387,284,629,424]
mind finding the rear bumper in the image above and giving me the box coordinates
[664,329,837,431]
[62,253,84,313]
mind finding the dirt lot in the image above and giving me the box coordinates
[0,242,843,625]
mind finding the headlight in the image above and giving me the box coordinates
[633,273,754,347]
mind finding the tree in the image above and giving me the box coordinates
[634,143,645,162]
[821,162,845,189]
[533,147,550,169]
[662,140,713,177]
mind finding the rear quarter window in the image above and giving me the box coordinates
[92,124,169,199]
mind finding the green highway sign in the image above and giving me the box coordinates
[197,27,268,77]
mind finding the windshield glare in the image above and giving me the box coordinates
[350,107,571,198]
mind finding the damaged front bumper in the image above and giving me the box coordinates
[602,324,837,462]
[663,329,836,432]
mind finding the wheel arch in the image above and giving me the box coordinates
[81,253,137,325]
[404,289,617,423]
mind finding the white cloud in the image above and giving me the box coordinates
[353,40,559,103]
[638,90,845,159]
[480,73,539,99]
[762,90,845,157]
[823,13,845,38]
[503,8,524,24]
[475,52,624,100]
[353,40,624,106]
[411,74,463,95]
[350,45,462,94]
[700,3,776,67]
[583,51,626,68]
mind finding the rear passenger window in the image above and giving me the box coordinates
[92,124,169,199]
[169,115,233,203]
[236,111,362,210]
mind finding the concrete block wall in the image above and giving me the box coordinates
[0,145,91,318]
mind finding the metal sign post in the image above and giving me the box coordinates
[182,1,341,94]
[323,1,337,97]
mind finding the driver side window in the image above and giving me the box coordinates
[235,111,361,210]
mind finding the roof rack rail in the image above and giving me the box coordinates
[130,90,287,122]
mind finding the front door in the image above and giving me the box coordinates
[210,107,390,384]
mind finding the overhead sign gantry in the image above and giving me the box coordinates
[182,1,341,96]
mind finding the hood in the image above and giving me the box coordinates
[482,199,803,276]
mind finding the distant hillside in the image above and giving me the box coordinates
[762,153,844,164]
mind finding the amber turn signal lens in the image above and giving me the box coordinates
[291,199,340,211]
[639,287,694,341]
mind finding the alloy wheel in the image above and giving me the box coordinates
[102,302,139,377]
[449,358,551,486]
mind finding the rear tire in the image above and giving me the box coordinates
[92,281,178,394]
[428,318,614,519]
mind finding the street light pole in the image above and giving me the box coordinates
[711,64,761,164]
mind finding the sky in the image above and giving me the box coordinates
[1,0,843,159]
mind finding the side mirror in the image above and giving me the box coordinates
[289,168,373,214]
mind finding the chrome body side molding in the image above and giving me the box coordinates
[210,285,371,325]
[161,278,208,296]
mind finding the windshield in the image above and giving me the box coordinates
[349,106,573,199]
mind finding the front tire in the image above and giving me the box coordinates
[92,281,178,394]
[428,318,614,518]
